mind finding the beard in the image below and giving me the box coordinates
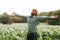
[31,13,35,16]
[30,13,35,18]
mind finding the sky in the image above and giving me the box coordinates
[0,0,60,16]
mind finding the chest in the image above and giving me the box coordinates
[27,17,37,24]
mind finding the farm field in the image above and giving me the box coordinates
[0,23,60,40]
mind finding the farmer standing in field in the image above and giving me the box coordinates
[16,9,50,40]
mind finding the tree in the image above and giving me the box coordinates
[53,10,60,15]
[1,12,13,24]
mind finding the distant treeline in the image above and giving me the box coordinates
[39,9,60,16]
[0,12,27,24]
[0,9,60,24]
[39,9,60,25]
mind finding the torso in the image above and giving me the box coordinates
[27,16,39,33]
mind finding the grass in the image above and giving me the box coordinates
[0,23,60,40]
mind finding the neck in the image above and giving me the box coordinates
[30,15,37,18]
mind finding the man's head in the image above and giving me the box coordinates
[31,9,38,16]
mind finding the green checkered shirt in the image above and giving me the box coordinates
[18,15,51,33]
[27,16,51,33]
[27,16,42,33]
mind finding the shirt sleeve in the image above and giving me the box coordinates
[19,15,27,19]
[16,14,28,19]
[35,16,51,21]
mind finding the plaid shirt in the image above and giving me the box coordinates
[27,16,51,33]
[27,16,43,33]
[19,15,50,33]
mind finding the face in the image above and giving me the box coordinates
[31,10,37,16]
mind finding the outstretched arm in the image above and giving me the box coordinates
[16,14,27,19]
[36,16,51,21]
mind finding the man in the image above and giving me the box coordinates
[27,9,39,40]
[16,9,51,40]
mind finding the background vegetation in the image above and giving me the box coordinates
[0,9,60,24]
[0,23,60,40]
